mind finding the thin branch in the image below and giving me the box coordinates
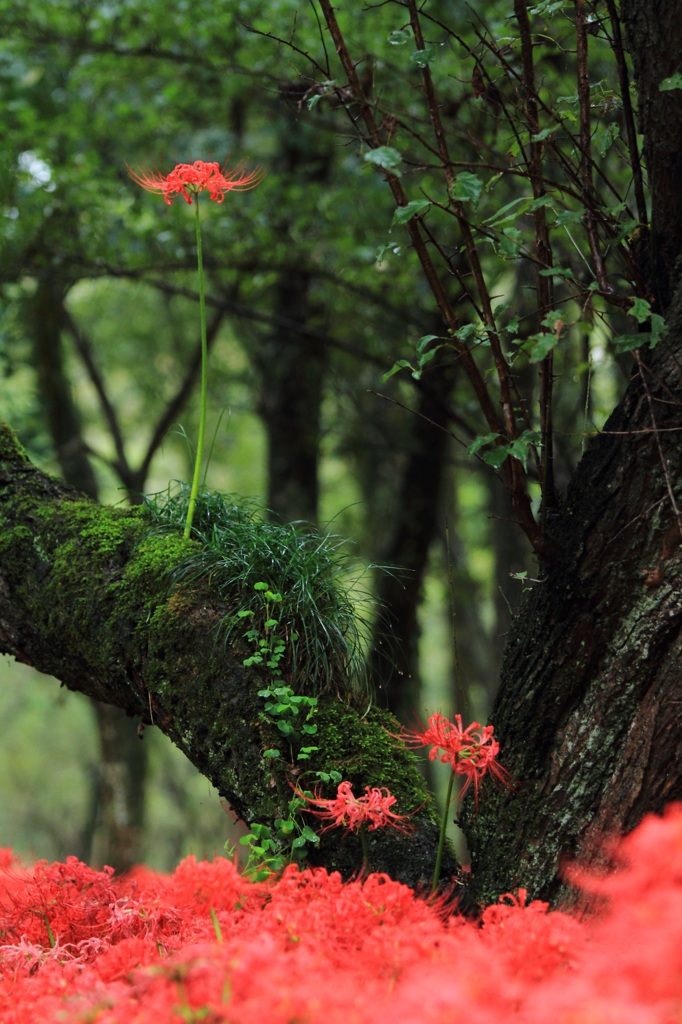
[62,308,131,481]
[603,0,648,230]
[633,351,682,536]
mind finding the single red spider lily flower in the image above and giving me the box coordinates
[299,780,414,835]
[400,712,514,808]
[126,158,264,205]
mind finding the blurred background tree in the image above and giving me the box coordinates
[0,0,633,870]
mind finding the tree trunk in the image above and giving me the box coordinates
[619,0,682,309]
[368,363,455,722]
[0,422,452,890]
[465,293,682,906]
[29,273,149,872]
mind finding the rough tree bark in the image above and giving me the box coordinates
[465,0,682,906]
[0,423,451,890]
[466,310,682,906]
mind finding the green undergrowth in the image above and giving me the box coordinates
[144,484,375,696]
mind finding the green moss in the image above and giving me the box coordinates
[0,422,30,465]
[23,499,198,676]
[304,699,437,822]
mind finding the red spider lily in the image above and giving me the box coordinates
[299,780,414,835]
[401,712,514,807]
[126,158,263,205]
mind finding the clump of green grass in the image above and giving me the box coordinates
[145,484,374,696]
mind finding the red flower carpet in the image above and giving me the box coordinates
[1,804,681,1023]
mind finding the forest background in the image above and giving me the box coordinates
[0,0,659,876]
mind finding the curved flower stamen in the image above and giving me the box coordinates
[400,712,513,808]
[299,780,414,836]
[126,158,264,205]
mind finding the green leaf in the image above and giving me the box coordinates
[391,200,431,226]
[388,28,412,45]
[539,266,575,281]
[409,47,436,68]
[628,296,653,322]
[375,242,403,262]
[497,229,524,258]
[482,447,510,468]
[484,194,535,227]
[531,126,558,142]
[381,359,414,382]
[660,73,682,91]
[614,314,666,353]
[529,0,567,13]
[455,323,480,343]
[525,332,559,362]
[613,333,648,353]
[364,146,403,175]
[540,309,565,330]
[596,122,620,158]
[467,432,501,456]
[450,171,483,204]
[416,334,440,352]
[554,209,584,226]
[507,430,542,467]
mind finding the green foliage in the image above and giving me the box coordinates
[145,486,371,694]
[238,808,319,880]
[258,684,319,753]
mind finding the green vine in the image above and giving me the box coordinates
[235,582,342,878]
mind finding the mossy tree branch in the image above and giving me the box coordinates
[0,422,453,889]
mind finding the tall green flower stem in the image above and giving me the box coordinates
[127,158,263,537]
[184,195,208,541]
[432,769,454,895]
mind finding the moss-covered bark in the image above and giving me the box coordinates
[0,422,454,890]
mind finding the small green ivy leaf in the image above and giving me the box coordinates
[628,296,654,322]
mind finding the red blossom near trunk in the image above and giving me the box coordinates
[299,780,414,835]
[400,713,514,807]
[126,158,264,205]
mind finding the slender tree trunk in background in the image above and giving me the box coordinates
[368,363,455,722]
[619,0,682,311]
[466,1,682,905]
[254,111,331,524]
[29,275,148,872]
[30,278,99,498]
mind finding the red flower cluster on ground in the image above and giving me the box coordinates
[1,804,682,1023]
[299,780,414,834]
[127,159,263,204]
[402,713,513,805]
